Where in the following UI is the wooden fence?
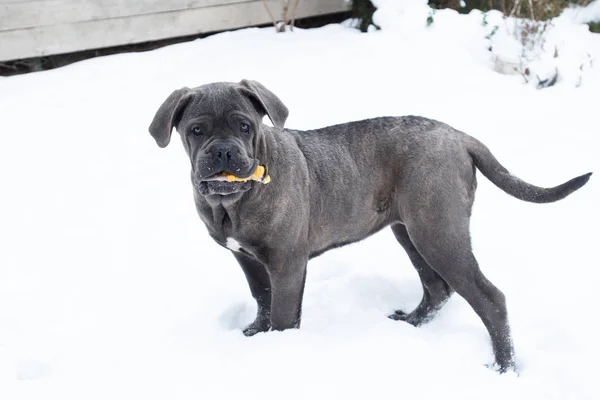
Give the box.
[0,0,350,61]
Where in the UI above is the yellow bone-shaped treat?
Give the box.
[222,165,270,184]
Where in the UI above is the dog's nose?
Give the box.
[213,146,232,161]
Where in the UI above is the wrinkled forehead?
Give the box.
[182,82,257,120]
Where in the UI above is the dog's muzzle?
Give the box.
[194,142,258,196]
[198,179,252,196]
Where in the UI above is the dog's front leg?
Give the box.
[268,255,308,331]
[233,252,272,336]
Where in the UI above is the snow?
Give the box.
[563,0,600,24]
[226,238,242,252]
[0,1,599,399]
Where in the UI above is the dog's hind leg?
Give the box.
[404,209,515,372]
[388,223,453,326]
[233,252,272,336]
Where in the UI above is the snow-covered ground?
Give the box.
[564,0,600,24]
[1,1,599,399]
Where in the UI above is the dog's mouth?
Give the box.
[198,180,252,196]
[197,165,270,196]
[198,172,253,196]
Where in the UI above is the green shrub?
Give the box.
[352,0,379,32]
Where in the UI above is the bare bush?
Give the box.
[506,0,593,21]
[461,0,593,20]
[485,0,595,87]
[262,0,302,32]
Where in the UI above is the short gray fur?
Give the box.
[148,80,592,373]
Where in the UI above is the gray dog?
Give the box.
[148,80,591,372]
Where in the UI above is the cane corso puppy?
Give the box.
[148,80,591,372]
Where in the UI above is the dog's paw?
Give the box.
[388,310,431,326]
[242,327,262,337]
[387,310,407,321]
[242,320,270,337]
[485,362,519,375]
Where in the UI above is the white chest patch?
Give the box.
[226,237,242,252]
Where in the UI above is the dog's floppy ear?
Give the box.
[239,80,289,129]
[148,88,193,148]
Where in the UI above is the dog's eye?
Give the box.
[191,125,202,136]
[240,123,250,134]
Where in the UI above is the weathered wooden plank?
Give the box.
[0,0,248,31]
[0,0,350,61]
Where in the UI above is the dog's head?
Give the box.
[148,80,288,198]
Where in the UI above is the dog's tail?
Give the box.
[465,136,591,204]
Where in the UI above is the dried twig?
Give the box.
[261,0,279,32]
[280,0,289,32]
[527,0,535,20]
[289,0,302,31]
[509,0,521,17]
[518,67,530,83]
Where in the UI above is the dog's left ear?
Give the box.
[239,80,289,129]
[148,88,193,148]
